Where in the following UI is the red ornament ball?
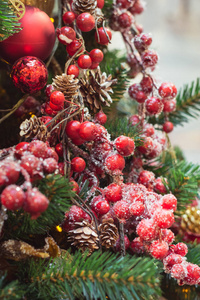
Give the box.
[11,56,48,94]
[76,13,95,32]
[0,6,56,64]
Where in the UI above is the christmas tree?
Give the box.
[0,0,200,299]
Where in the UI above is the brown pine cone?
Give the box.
[99,218,119,249]
[68,220,99,254]
[19,116,48,142]
[52,74,80,101]
[72,0,97,16]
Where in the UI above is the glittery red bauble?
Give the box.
[0,6,56,64]
[11,56,48,94]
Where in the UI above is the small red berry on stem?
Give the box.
[50,91,65,107]
[105,154,125,173]
[115,135,135,157]
[95,111,107,124]
[65,120,81,140]
[118,13,132,29]
[154,209,175,229]
[113,200,130,220]
[95,27,112,45]
[66,40,83,56]
[63,11,76,24]
[79,121,97,141]
[43,158,58,174]
[141,50,158,68]
[145,97,164,115]
[24,188,49,217]
[28,140,48,159]
[162,194,177,211]
[128,83,147,103]
[15,142,29,158]
[104,183,122,202]
[150,240,169,260]
[76,13,95,32]
[71,157,86,173]
[116,0,131,9]
[77,54,92,69]
[163,121,174,133]
[159,82,177,99]
[56,26,76,45]
[89,49,104,63]
[55,143,63,157]
[134,33,152,52]
[45,84,54,97]
[67,65,79,78]
[163,99,176,112]
[90,61,99,69]
[1,185,25,210]
[136,219,158,241]
[129,0,145,15]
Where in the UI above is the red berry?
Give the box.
[67,65,79,78]
[90,61,99,69]
[39,116,52,127]
[71,157,86,173]
[134,33,152,52]
[132,156,143,169]
[71,137,85,145]
[113,200,130,220]
[46,147,59,162]
[136,219,158,241]
[76,13,95,32]
[163,121,174,133]
[115,135,135,157]
[184,263,200,285]
[95,111,107,125]
[1,185,25,210]
[116,0,131,9]
[55,143,63,157]
[163,99,176,112]
[77,54,92,69]
[43,158,58,173]
[49,101,63,111]
[79,121,97,141]
[104,183,122,202]
[137,136,154,155]
[162,194,177,211]
[129,0,145,14]
[145,97,164,115]
[95,27,112,45]
[118,12,132,28]
[23,96,38,109]
[66,40,83,56]
[129,115,140,126]
[90,195,103,210]
[97,0,104,8]
[44,103,57,116]
[1,161,20,185]
[63,11,76,24]
[171,264,186,280]
[163,254,184,271]
[130,237,145,254]
[89,49,104,63]
[140,75,153,93]
[65,120,81,140]
[20,154,43,178]
[28,140,48,159]
[154,177,167,194]
[14,105,26,117]
[45,84,54,97]
[56,26,76,45]
[95,200,110,215]
[143,123,155,137]
[70,179,79,193]
[141,50,158,68]
[137,170,155,189]
[129,201,145,216]
[24,188,49,214]
[68,205,85,222]
[50,91,65,107]
[150,240,169,260]
[128,83,147,103]
[154,209,175,229]
[161,229,175,244]
[159,82,177,100]
[173,243,188,256]
[15,142,29,158]
[105,154,125,173]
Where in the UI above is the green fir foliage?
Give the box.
[20,251,162,300]
[102,0,113,19]
[0,275,25,300]
[4,175,75,238]
[0,1,22,41]
[186,243,200,266]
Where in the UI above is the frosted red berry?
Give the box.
[128,83,147,103]
[68,205,85,222]
[171,264,186,280]
[145,97,163,115]
[97,0,104,8]
[63,11,76,24]
[134,33,152,52]
[15,142,29,158]
[1,185,25,210]
[162,194,177,211]
[184,263,200,285]
[118,13,132,28]
[173,243,188,256]
[137,170,155,189]
[163,121,174,133]
[159,82,177,99]
[56,26,76,45]
[79,121,97,141]
[28,140,48,159]
[150,240,169,260]
[136,219,158,241]
[154,209,174,229]
[163,254,184,271]
[113,200,130,220]
[45,84,54,97]
[76,13,95,32]
[130,237,145,254]
[141,50,158,68]
[71,157,86,173]
[95,200,110,215]
[66,39,83,56]
[67,65,79,78]
[116,0,131,9]
[143,123,155,136]
[1,161,20,185]
[161,229,175,244]
[95,27,112,45]
[77,54,92,69]
[154,177,167,194]
[95,111,107,125]
[129,201,145,216]
[163,99,176,112]
[104,183,122,202]
[24,188,49,215]
[137,136,154,155]
[129,0,145,15]
[43,158,58,173]
[129,115,140,126]
[105,154,125,173]
[115,135,135,157]
[46,147,59,162]
[89,49,104,63]
[140,75,153,93]
[66,120,81,140]
[20,154,43,178]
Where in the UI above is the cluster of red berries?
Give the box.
[0,140,59,219]
[14,96,40,118]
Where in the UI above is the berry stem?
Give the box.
[119,221,126,257]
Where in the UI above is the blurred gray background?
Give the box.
[110,0,200,164]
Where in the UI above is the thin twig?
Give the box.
[0,94,27,124]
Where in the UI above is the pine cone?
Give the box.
[19,116,48,141]
[72,0,97,16]
[68,220,99,254]
[80,67,117,113]
[52,74,80,101]
[99,218,119,249]
[180,206,200,234]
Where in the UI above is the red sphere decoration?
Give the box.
[163,121,174,133]
[95,27,112,45]
[89,49,104,63]
[76,13,95,32]
[11,56,48,94]
[0,6,56,64]
[77,54,92,69]
[63,11,76,24]
[67,65,79,78]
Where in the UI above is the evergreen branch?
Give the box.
[0,1,22,41]
[0,275,24,300]
[4,175,75,238]
[102,0,114,19]
[105,117,143,147]
[24,251,161,300]
[186,244,200,266]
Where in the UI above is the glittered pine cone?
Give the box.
[180,206,200,234]
[21,0,55,16]
[52,74,80,101]
[19,116,48,141]
[99,218,119,249]
[72,0,97,16]
[68,220,99,254]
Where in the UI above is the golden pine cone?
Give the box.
[19,116,48,141]
[52,74,80,101]
[180,206,200,234]
[80,67,117,113]
[99,218,119,249]
[72,0,97,16]
[68,220,99,254]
